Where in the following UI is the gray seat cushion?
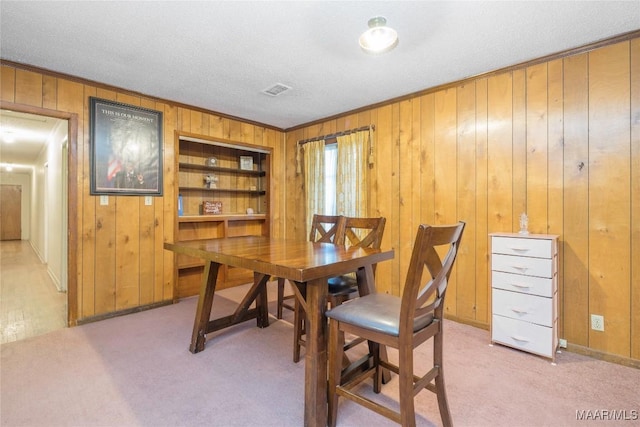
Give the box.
[328,275,357,295]
[326,293,434,336]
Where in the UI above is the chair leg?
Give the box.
[398,345,417,427]
[276,278,285,319]
[372,342,382,394]
[292,283,306,363]
[434,330,453,427]
[327,319,344,427]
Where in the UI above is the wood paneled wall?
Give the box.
[0,63,285,324]
[285,38,640,362]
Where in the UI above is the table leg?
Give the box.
[254,272,270,328]
[304,277,328,427]
[189,260,220,353]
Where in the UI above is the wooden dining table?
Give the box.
[164,235,394,427]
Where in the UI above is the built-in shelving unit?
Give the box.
[174,132,271,298]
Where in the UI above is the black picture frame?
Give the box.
[90,97,163,195]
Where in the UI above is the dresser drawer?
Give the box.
[492,314,554,358]
[491,271,554,297]
[492,236,554,258]
[492,253,554,278]
[492,288,552,326]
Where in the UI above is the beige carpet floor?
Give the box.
[1,281,639,426]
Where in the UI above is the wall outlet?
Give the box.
[591,314,604,332]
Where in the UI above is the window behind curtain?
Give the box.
[324,144,337,215]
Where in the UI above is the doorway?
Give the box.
[0,185,22,240]
[0,108,70,342]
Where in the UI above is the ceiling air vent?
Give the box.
[262,83,291,97]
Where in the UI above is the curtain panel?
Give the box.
[303,139,325,236]
[336,130,369,218]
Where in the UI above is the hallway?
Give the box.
[0,241,66,344]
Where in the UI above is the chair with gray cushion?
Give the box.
[327,216,386,307]
[276,214,344,319]
[326,222,465,427]
[293,216,386,363]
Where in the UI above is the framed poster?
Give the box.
[239,155,253,171]
[90,97,163,195]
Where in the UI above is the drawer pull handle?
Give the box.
[510,247,530,252]
[511,335,530,342]
[512,265,529,271]
[510,307,528,314]
[511,283,531,289]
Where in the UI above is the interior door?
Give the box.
[0,184,22,240]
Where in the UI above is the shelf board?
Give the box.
[179,162,265,176]
[178,213,267,223]
[178,261,205,270]
[178,186,266,195]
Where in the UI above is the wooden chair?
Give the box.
[276,214,344,319]
[292,216,386,362]
[327,216,387,307]
[326,222,465,427]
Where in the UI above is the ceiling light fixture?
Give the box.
[359,16,398,54]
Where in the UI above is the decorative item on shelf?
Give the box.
[204,174,218,189]
[246,208,254,215]
[239,155,253,171]
[249,185,257,191]
[202,200,222,215]
[519,212,529,235]
[205,157,217,167]
[178,194,183,216]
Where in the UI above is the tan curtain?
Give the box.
[303,139,325,235]
[336,130,369,218]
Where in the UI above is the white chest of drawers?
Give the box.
[490,232,559,361]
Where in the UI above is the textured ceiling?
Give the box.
[0,1,639,131]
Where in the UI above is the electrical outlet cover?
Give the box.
[590,314,604,331]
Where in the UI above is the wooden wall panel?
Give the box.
[562,53,590,346]
[547,59,565,334]
[374,105,396,294]
[475,79,489,323]
[487,73,513,233]
[631,38,640,361]
[434,89,458,315]
[42,75,57,110]
[286,37,640,363]
[398,99,414,296]
[526,63,549,234]
[456,82,477,320]
[419,93,436,227]
[162,104,177,301]
[588,42,631,356]
[14,69,42,106]
[512,69,527,232]
[1,65,16,102]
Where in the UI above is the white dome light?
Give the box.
[359,16,398,54]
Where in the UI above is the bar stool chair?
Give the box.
[292,216,386,362]
[327,216,387,307]
[276,214,344,319]
[326,222,465,427]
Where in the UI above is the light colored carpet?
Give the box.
[1,282,638,426]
